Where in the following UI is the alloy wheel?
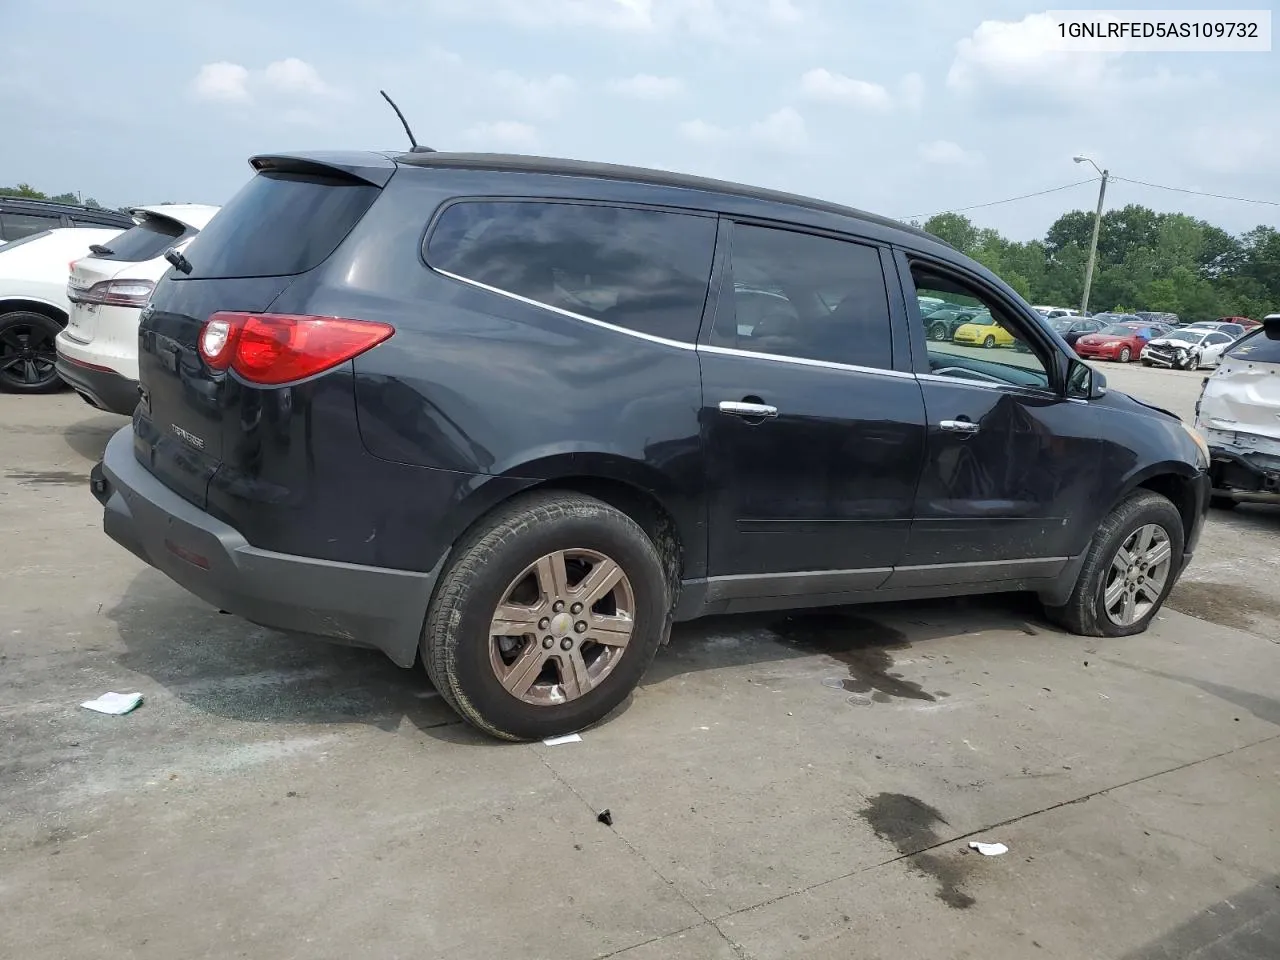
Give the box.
[1119,347,1131,362]
[0,322,58,388]
[489,548,635,705]
[1102,523,1173,627]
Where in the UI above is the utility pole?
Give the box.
[1074,156,1108,315]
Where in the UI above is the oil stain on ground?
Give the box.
[1169,580,1280,635]
[861,792,975,909]
[770,611,936,702]
[6,469,86,486]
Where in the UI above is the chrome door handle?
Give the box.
[939,419,979,434]
[719,400,778,419]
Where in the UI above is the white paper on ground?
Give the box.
[542,733,582,746]
[968,841,1009,856]
[81,692,144,715]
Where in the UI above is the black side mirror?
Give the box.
[1264,315,1280,340]
[1068,360,1106,400]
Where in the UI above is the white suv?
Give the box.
[1,227,124,393]
[56,204,218,414]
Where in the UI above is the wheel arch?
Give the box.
[0,297,68,325]
[1121,463,1201,546]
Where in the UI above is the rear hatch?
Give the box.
[1196,330,1280,461]
[135,154,391,508]
[65,209,200,343]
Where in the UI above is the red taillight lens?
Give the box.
[197,313,394,385]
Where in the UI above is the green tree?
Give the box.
[922,212,979,253]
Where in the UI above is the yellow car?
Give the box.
[952,316,1015,348]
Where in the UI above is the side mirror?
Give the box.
[1068,360,1106,400]
[1264,315,1280,340]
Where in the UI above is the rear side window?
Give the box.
[710,223,892,370]
[89,214,188,262]
[184,172,378,279]
[1226,329,1280,363]
[1,211,61,241]
[426,200,716,342]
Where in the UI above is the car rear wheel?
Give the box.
[1044,490,1183,637]
[422,491,670,741]
[930,322,949,342]
[982,335,996,348]
[0,311,65,394]
[1118,346,1132,362]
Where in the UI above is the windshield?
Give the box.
[1051,319,1074,332]
[1162,330,1203,344]
[1101,324,1134,336]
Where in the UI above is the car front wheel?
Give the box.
[1118,346,1132,362]
[983,335,996,348]
[1044,490,1184,637]
[422,491,670,741]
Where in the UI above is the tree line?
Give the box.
[1,183,105,209]
[914,206,1278,322]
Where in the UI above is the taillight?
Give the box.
[197,313,394,385]
[70,279,155,307]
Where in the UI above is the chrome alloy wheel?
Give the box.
[1102,523,1173,627]
[489,549,636,705]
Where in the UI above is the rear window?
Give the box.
[90,214,189,262]
[1225,329,1280,364]
[183,172,378,279]
[425,200,716,342]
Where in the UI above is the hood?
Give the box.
[1147,337,1195,349]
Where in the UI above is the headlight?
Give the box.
[1180,420,1209,466]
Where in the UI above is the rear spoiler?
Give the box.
[248,151,397,188]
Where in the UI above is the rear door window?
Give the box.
[1226,330,1280,363]
[183,172,379,279]
[709,223,892,370]
[0,211,61,241]
[88,214,189,262]
[426,200,716,342]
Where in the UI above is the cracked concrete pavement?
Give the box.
[2,366,1278,959]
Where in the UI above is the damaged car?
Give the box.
[1195,315,1280,508]
[1141,327,1236,370]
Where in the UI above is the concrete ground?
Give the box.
[2,366,1278,960]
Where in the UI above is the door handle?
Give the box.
[939,419,980,434]
[719,400,778,419]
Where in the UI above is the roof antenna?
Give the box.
[380,90,435,153]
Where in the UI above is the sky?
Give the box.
[2,0,1277,240]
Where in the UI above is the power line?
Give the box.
[899,178,1099,222]
[1109,175,1280,207]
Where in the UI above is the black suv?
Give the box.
[92,151,1210,740]
[0,197,133,242]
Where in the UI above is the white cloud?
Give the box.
[899,72,925,112]
[749,107,808,152]
[461,120,539,150]
[263,58,330,96]
[767,0,802,24]
[679,119,730,144]
[799,68,892,112]
[192,62,251,103]
[919,140,982,166]
[609,74,685,100]
[490,70,574,119]
[947,13,1114,98]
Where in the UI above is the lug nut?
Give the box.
[560,637,573,651]
[539,617,550,630]
[542,636,554,649]
[575,621,588,634]
[553,601,565,613]
[570,602,583,614]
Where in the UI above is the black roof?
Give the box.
[0,196,133,225]
[394,151,940,246]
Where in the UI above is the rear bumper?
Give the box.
[94,426,441,667]
[56,353,140,417]
[1207,447,1280,503]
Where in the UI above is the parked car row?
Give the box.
[0,199,217,401]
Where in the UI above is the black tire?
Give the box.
[930,322,949,342]
[1044,490,1184,638]
[1118,346,1132,363]
[422,491,670,741]
[1141,359,1152,367]
[1210,495,1239,511]
[0,310,66,394]
[982,335,996,348]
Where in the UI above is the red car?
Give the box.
[1073,322,1164,363]
[1218,315,1258,330]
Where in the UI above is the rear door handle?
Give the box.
[939,419,980,434]
[719,400,778,419]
